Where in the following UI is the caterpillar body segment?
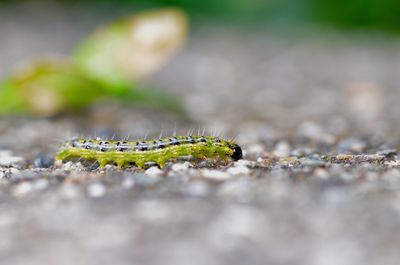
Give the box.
[56,135,242,169]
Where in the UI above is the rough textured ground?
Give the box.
[2,2,400,265]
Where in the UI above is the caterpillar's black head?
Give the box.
[231,144,243,161]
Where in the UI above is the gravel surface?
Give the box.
[2,2,400,265]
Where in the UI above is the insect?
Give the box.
[56,135,242,169]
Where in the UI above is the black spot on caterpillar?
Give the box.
[56,135,242,169]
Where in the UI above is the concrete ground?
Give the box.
[1,2,400,265]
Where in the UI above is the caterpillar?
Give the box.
[56,135,242,169]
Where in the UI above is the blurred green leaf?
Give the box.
[74,8,188,90]
[0,8,189,117]
[0,58,103,116]
[0,57,187,117]
[74,0,400,32]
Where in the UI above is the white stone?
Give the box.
[202,169,230,181]
[122,177,135,189]
[54,160,64,168]
[0,150,13,157]
[273,141,291,157]
[63,161,75,170]
[12,182,33,197]
[104,164,117,170]
[33,178,49,190]
[9,168,19,174]
[87,182,106,198]
[247,144,264,155]
[145,166,163,177]
[171,162,192,172]
[314,168,329,180]
[385,160,400,167]
[227,165,251,176]
[0,156,25,167]
[234,159,256,167]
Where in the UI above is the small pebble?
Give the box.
[338,138,366,153]
[314,168,330,180]
[122,176,135,189]
[145,166,164,177]
[0,150,13,157]
[377,149,397,160]
[12,182,33,197]
[32,178,49,191]
[301,158,326,168]
[33,154,54,168]
[133,173,161,187]
[87,182,106,198]
[0,156,26,167]
[234,159,256,167]
[54,160,63,168]
[297,122,335,144]
[247,144,264,155]
[385,160,400,167]
[63,161,77,171]
[202,169,230,181]
[227,165,251,175]
[291,147,313,157]
[9,168,20,175]
[171,162,192,172]
[273,141,291,157]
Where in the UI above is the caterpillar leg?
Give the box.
[98,159,107,169]
[218,154,228,164]
[193,153,207,160]
[135,161,145,170]
[116,160,125,169]
[223,158,230,165]
[156,159,166,168]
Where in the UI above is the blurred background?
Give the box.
[1,0,400,128]
[1,0,400,137]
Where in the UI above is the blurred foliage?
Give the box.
[312,0,400,31]
[73,0,400,31]
[1,0,398,117]
[0,58,185,116]
[74,8,187,90]
[0,8,188,117]
[0,59,102,115]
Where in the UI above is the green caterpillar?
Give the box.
[56,135,242,169]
